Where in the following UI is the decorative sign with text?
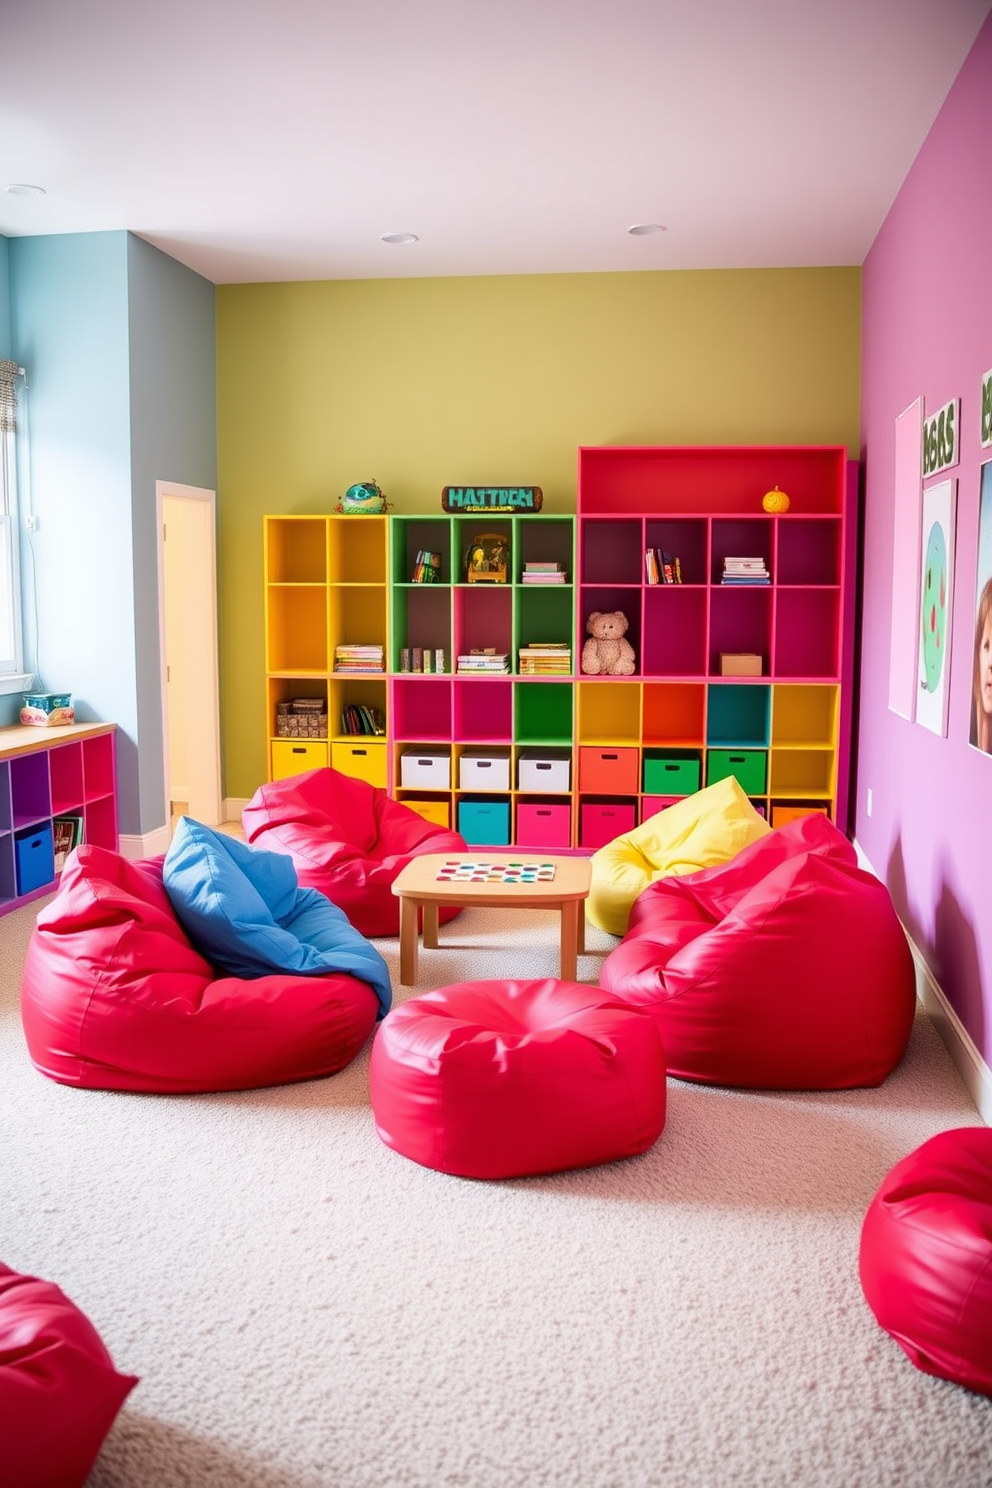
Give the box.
[922,397,960,478]
[441,485,543,513]
[981,368,992,448]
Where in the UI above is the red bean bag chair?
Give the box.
[598,814,916,1089]
[370,978,667,1178]
[20,845,381,1093]
[859,1127,992,1397]
[0,1263,138,1488]
[242,767,467,937]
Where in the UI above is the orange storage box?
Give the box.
[578,747,639,794]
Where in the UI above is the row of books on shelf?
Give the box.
[400,648,446,673]
[645,549,682,585]
[721,556,770,585]
[334,645,385,673]
[53,814,84,872]
[410,550,442,583]
[340,704,386,736]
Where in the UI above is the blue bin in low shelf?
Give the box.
[15,823,56,896]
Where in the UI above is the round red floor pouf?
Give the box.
[0,1263,138,1488]
[859,1126,992,1397]
[370,978,667,1178]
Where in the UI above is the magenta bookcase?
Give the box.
[0,722,118,916]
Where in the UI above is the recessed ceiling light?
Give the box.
[3,183,46,197]
[627,223,667,237]
[381,231,418,245]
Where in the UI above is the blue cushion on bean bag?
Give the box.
[162,817,392,1016]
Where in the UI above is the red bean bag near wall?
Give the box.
[242,767,467,937]
[598,814,916,1089]
[859,1127,992,1397]
[0,1263,138,1488]
[20,845,380,1093]
[370,978,667,1178]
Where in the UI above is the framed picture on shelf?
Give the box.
[53,814,84,872]
[465,533,509,583]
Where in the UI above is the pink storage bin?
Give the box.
[580,801,637,850]
[516,802,572,849]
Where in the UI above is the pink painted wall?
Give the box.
[857,14,992,1067]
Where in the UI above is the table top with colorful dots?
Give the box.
[435,860,557,884]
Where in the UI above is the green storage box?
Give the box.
[642,755,701,796]
[706,748,767,795]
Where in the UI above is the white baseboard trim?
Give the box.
[223,797,249,825]
[118,827,171,861]
[910,943,992,1125]
[854,836,990,1125]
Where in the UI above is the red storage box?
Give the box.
[516,802,572,848]
[578,747,639,794]
[580,801,637,849]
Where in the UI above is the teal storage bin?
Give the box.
[642,754,701,796]
[15,823,56,895]
[458,798,511,846]
[706,749,767,795]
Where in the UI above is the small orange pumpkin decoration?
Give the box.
[762,485,791,513]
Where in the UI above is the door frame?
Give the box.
[155,480,222,828]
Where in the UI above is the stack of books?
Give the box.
[333,644,385,672]
[721,557,770,585]
[521,561,567,584]
[645,548,682,584]
[518,643,571,675]
[411,550,442,583]
[456,650,509,674]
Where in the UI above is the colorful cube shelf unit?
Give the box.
[0,723,118,916]
[261,445,855,850]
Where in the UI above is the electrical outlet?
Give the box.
[866,787,873,817]
[26,514,39,531]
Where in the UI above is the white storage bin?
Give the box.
[517,748,571,792]
[458,750,511,791]
[400,750,451,788]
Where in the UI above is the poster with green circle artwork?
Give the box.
[916,479,956,737]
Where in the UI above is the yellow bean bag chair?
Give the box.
[587,777,771,936]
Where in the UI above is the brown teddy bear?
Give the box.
[581,611,636,675]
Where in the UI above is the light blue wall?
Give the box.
[126,235,216,829]
[5,231,216,838]
[7,230,138,786]
[0,236,10,357]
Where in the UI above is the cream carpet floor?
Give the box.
[2,891,990,1488]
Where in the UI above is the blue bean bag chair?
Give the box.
[163,817,392,1016]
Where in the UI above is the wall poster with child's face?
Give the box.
[916,478,956,737]
[969,458,992,756]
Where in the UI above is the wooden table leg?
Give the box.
[422,902,440,949]
[559,899,578,982]
[577,904,586,956]
[398,895,420,986]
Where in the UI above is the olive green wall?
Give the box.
[217,267,861,800]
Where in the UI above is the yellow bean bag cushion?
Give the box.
[587,777,771,936]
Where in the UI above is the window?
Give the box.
[0,359,29,694]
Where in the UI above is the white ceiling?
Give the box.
[2,0,989,286]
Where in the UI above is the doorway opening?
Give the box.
[156,481,222,832]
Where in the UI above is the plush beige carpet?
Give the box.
[2,890,990,1488]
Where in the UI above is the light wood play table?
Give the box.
[391,853,592,987]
